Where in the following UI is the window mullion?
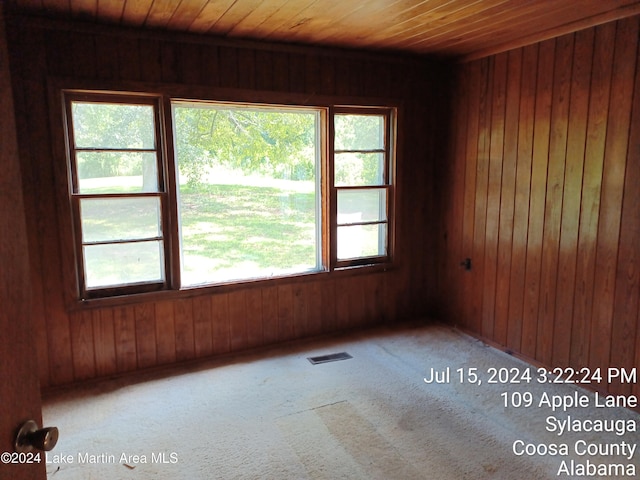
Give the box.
[384,112,391,184]
[336,219,388,228]
[334,149,385,154]
[75,147,158,153]
[65,99,80,195]
[161,95,181,290]
[83,237,164,247]
[334,185,390,191]
[73,192,162,200]
[328,106,338,270]
[70,195,87,296]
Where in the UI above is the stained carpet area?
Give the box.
[42,323,640,479]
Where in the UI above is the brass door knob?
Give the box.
[14,420,59,453]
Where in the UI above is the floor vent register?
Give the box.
[307,352,353,365]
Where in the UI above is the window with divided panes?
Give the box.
[62,92,395,299]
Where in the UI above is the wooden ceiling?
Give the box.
[7,0,640,59]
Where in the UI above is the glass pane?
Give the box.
[334,114,384,150]
[173,103,321,286]
[335,152,384,186]
[80,197,161,242]
[72,102,155,149]
[337,223,387,260]
[337,189,386,224]
[77,151,158,193]
[84,241,164,288]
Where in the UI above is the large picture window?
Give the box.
[63,92,395,299]
[172,102,321,286]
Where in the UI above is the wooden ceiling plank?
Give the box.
[206,0,266,36]
[414,0,640,56]
[391,2,547,52]
[367,0,512,49]
[360,0,509,51]
[278,0,367,44]
[145,0,182,28]
[363,0,504,45]
[165,0,210,30]
[362,0,452,29]
[227,0,290,38]
[311,0,431,45]
[405,0,639,51]
[9,0,640,58]
[385,0,483,28]
[121,0,153,27]
[460,2,640,61]
[256,0,321,39]
[187,0,237,33]
[388,0,590,52]
[97,0,124,22]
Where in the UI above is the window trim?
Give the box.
[169,99,327,287]
[56,85,398,303]
[63,92,174,299]
[330,106,396,269]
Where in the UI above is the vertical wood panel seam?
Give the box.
[485,53,507,338]
[588,20,623,370]
[498,48,522,346]
[506,44,538,352]
[629,23,640,386]
[569,24,602,366]
[541,33,574,364]
[607,18,640,372]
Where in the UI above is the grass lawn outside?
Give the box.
[79,166,382,289]
[79,170,320,288]
[178,181,319,286]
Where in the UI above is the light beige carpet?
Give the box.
[43,322,640,479]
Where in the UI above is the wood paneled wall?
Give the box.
[439,15,640,397]
[0,6,46,479]
[5,15,446,389]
